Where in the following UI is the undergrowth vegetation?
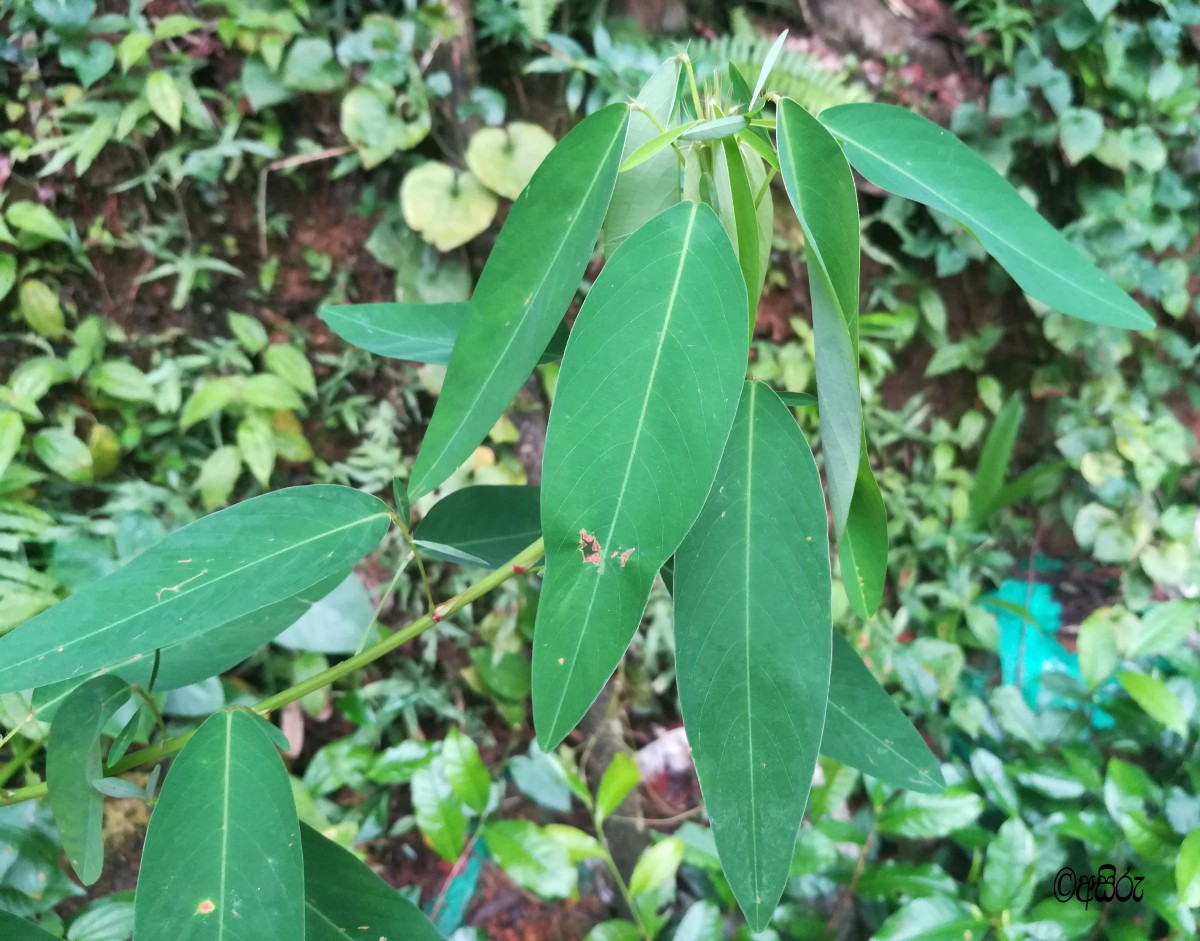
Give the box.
[1,1,1198,940]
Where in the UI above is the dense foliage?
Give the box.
[1,2,1198,940]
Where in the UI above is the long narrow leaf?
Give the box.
[777,98,862,534]
[840,446,888,619]
[716,136,762,335]
[675,381,832,930]
[533,202,748,750]
[969,397,1024,525]
[821,103,1153,330]
[410,104,630,498]
[0,486,390,693]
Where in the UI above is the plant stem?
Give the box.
[0,737,39,790]
[0,539,545,809]
[598,831,652,941]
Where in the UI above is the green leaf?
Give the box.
[244,373,304,410]
[618,122,691,173]
[544,824,606,862]
[715,137,761,333]
[969,749,1020,816]
[823,633,944,792]
[411,766,467,862]
[483,820,576,899]
[1177,829,1200,909]
[410,103,629,498]
[197,445,241,510]
[595,751,639,820]
[89,361,154,403]
[628,837,684,896]
[133,710,304,941]
[264,345,316,397]
[873,897,989,941]
[300,824,443,941]
[443,728,491,814]
[674,381,831,929]
[673,901,724,941]
[465,123,557,200]
[1129,600,1198,659]
[321,302,469,365]
[970,397,1023,524]
[1059,107,1104,164]
[777,97,861,535]
[875,790,984,839]
[145,71,183,132]
[775,391,817,407]
[19,279,67,338]
[821,103,1153,330]
[583,921,640,941]
[980,817,1037,916]
[273,573,374,655]
[227,311,268,354]
[46,675,131,885]
[236,416,275,487]
[401,163,497,252]
[680,115,748,141]
[0,912,61,940]
[839,448,888,618]
[605,58,681,254]
[414,485,540,568]
[532,201,748,749]
[7,202,73,244]
[0,411,25,481]
[180,377,241,429]
[0,486,390,693]
[0,254,16,302]
[33,428,93,482]
[65,896,135,941]
[1118,672,1187,735]
[750,31,789,110]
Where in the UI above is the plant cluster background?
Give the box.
[1,0,1199,939]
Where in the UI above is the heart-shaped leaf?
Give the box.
[465,122,557,200]
[401,162,498,252]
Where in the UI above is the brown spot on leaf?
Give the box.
[196,899,216,915]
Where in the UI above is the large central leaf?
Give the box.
[821,102,1153,330]
[674,381,832,930]
[409,104,630,498]
[0,486,390,693]
[533,201,748,749]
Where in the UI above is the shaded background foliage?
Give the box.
[1,0,1198,939]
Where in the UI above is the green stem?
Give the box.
[598,827,652,941]
[679,54,704,120]
[0,538,546,809]
[0,737,39,790]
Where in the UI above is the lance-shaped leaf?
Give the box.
[674,381,832,930]
[777,97,862,535]
[969,397,1024,525]
[414,485,541,568]
[0,486,390,694]
[410,104,630,498]
[134,710,305,941]
[319,302,568,366]
[823,633,943,792]
[32,570,353,721]
[46,675,132,885]
[714,137,762,334]
[840,444,888,618]
[605,58,681,255]
[821,103,1154,330]
[301,824,443,941]
[533,202,748,750]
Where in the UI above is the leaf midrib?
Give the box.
[2,510,389,678]
[742,383,761,908]
[544,203,699,741]
[826,120,1144,323]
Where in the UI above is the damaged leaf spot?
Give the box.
[156,569,209,603]
[196,899,216,915]
[619,548,636,567]
[578,529,602,565]
[558,657,565,665]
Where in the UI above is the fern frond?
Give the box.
[691,32,870,114]
[518,0,564,41]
